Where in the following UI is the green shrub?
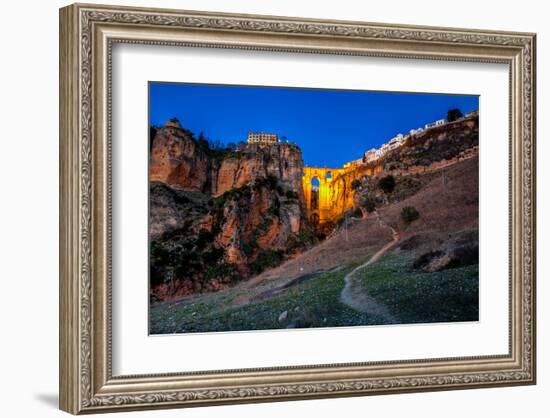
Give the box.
[212,195,226,210]
[211,150,242,162]
[447,108,463,122]
[362,199,376,213]
[253,175,278,191]
[196,229,215,249]
[172,193,190,205]
[352,207,363,218]
[378,175,396,194]
[286,229,317,252]
[205,262,238,281]
[250,250,285,275]
[268,198,280,216]
[401,206,420,224]
[202,247,224,264]
[212,184,253,209]
[285,190,299,200]
[256,217,274,234]
[242,241,258,256]
[298,229,317,246]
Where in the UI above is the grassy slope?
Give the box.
[355,253,478,324]
[380,155,479,235]
[150,259,389,334]
[150,252,478,333]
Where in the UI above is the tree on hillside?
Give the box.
[401,206,420,225]
[378,175,396,194]
[209,139,225,151]
[447,108,464,122]
[197,131,209,149]
[362,199,376,213]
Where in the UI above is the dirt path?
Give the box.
[340,212,400,322]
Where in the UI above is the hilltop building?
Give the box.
[424,119,446,130]
[363,148,378,163]
[387,133,405,150]
[410,127,424,136]
[247,132,279,145]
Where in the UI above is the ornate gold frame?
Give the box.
[59,3,536,414]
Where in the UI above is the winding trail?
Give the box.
[340,212,400,322]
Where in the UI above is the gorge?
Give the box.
[149,113,479,302]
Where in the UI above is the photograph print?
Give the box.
[148,82,480,335]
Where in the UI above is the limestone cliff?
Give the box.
[212,143,303,197]
[149,120,314,302]
[150,119,210,192]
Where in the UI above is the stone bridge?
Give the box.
[302,165,376,226]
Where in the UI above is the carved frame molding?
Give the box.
[59,3,536,414]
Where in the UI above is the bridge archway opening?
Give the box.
[311,176,320,188]
[310,177,320,210]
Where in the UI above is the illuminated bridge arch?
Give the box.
[302,165,375,226]
[302,166,345,225]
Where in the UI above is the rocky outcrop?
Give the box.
[149,120,313,302]
[149,182,210,239]
[412,230,479,273]
[150,119,211,192]
[150,120,304,197]
[212,143,302,196]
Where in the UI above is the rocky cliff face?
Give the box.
[149,121,314,302]
[150,119,304,197]
[212,143,303,196]
[150,120,210,192]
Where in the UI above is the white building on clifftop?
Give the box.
[424,119,446,130]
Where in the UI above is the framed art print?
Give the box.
[147,83,480,334]
[59,3,536,414]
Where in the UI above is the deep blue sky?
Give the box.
[149,82,478,168]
